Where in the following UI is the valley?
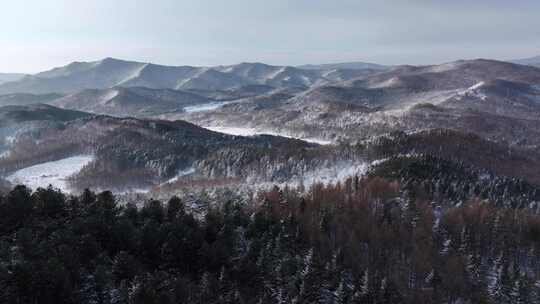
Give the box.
[1,57,540,196]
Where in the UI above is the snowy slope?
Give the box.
[6,155,94,192]
[0,73,26,85]
[204,126,332,145]
[0,58,380,95]
[183,101,235,113]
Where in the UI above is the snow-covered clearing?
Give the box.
[300,162,369,187]
[6,155,94,192]
[295,157,396,188]
[204,126,333,145]
[456,81,487,101]
[183,101,233,113]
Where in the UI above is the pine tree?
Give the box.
[487,254,504,303]
[509,275,528,304]
[359,269,370,298]
[166,196,184,220]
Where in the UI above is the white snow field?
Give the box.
[204,126,333,145]
[6,155,94,192]
[300,161,369,187]
[183,101,233,113]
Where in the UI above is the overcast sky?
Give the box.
[1,0,539,73]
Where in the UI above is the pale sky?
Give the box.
[1,0,539,73]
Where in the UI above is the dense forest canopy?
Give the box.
[1,173,540,303]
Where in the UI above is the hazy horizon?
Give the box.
[2,0,539,73]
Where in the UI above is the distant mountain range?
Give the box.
[0,58,386,95]
[1,58,540,144]
[50,86,211,117]
[180,58,540,147]
[512,55,540,67]
[0,73,26,85]
[0,93,63,107]
[297,61,386,70]
[2,56,536,96]
[1,56,540,191]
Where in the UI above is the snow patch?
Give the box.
[370,77,401,88]
[162,167,196,185]
[183,101,233,113]
[205,126,259,137]
[0,150,10,159]
[456,81,487,101]
[468,81,485,90]
[300,162,369,187]
[115,63,149,85]
[300,75,312,86]
[100,89,119,103]
[115,187,151,195]
[6,155,94,192]
[428,62,460,73]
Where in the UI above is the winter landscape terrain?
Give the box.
[2,53,540,303]
[4,0,540,300]
[2,57,540,193]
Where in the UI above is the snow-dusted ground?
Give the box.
[6,155,94,192]
[299,162,369,187]
[204,126,333,145]
[456,81,487,101]
[292,157,396,188]
[183,101,234,113]
[162,167,196,185]
[0,150,10,159]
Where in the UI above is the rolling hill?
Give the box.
[0,104,351,192]
[0,58,383,95]
[51,87,211,117]
[177,59,540,148]
[512,55,540,68]
[0,73,26,85]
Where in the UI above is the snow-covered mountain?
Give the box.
[297,61,386,70]
[0,73,26,85]
[51,86,211,117]
[0,58,383,95]
[177,59,540,148]
[511,55,540,68]
[0,93,63,107]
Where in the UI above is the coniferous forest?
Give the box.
[1,172,540,303]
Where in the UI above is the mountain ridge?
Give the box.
[511,55,540,67]
[50,86,211,117]
[297,61,386,70]
[178,58,540,149]
[0,58,385,95]
[0,73,26,85]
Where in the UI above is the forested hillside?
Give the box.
[1,169,540,303]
